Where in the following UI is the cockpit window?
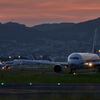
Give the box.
[70,57,79,60]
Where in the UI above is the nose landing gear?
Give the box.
[69,64,77,74]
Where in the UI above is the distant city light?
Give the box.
[98,50,100,53]
[40,55,43,59]
[18,56,21,58]
[9,56,11,59]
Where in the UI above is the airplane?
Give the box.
[0,59,67,70]
[0,28,100,74]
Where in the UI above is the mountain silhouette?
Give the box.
[0,18,100,42]
[0,18,100,56]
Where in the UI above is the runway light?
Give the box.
[57,83,61,86]
[29,82,32,86]
[73,72,76,75]
[1,82,5,86]
[64,66,68,69]
[8,67,11,70]
[2,66,5,70]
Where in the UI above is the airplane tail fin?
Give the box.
[92,28,98,53]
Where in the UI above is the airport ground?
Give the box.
[0,65,100,100]
[0,64,100,83]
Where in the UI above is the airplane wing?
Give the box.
[0,59,68,66]
[24,60,68,65]
[0,59,68,72]
[92,61,100,67]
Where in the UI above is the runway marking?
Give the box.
[1,89,100,94]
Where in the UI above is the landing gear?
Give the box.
[54,65,62,73]
[69,68,76,74]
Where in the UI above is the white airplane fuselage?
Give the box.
[67,53,100,69]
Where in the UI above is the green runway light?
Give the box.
[1,82,5,86]
[57,83,61,86]
[29,82,32,86]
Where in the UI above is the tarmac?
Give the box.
[0,83,100,94]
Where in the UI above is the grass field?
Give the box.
[0,65,100,83]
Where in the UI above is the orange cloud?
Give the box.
[0,0,100,26]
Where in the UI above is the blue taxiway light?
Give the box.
[1,82,5,86]
[57,83,61,86]
[29,82,33,86]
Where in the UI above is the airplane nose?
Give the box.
[69,63,77,67]
[68,59,81,65]
[68,61,77,65]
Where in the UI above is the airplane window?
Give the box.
[70,57,79,60]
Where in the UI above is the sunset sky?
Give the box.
[0,0,100,26]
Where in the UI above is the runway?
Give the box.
[0,83,100,94]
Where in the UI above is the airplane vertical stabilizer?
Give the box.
[92,28,98,53]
